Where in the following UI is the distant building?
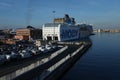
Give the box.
[15,28,42,41]
[98,29,103,32]
[0,29,16,44]
[0,30,5,40]
[2,29,12,34]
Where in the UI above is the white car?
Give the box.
[20,50,31,58]
[46,44,52,50]
[38,46,48,53]
[38,46,45,51]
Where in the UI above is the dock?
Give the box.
[0,41,92,80]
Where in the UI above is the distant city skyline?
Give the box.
[0,0,120,29]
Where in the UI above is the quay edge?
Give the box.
[44,42,92,80]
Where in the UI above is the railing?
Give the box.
[58,41,83,45]
[71,45,84,57]
[0,46,68,80]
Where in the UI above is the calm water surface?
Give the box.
[61,33,120,80]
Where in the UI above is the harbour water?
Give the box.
[61,33,120,80]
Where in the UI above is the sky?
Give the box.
[0,0,120,29]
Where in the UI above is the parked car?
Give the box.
[38,46,48,53]
[10,51,21,60]
[0,54,7,64]
[19,50,31,58]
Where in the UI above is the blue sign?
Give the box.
[61,29,78,39]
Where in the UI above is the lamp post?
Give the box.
[53,11,56,42]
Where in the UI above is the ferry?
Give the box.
[42,14,93,41]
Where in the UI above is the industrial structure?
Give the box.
[15,27,42,40]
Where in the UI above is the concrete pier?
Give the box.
[0,41,92,80]
[44,42,91,80]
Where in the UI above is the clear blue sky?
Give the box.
[0,0,120,29]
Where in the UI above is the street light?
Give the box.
[53,11,56,42]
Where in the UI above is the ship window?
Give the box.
[44,23,60,27]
